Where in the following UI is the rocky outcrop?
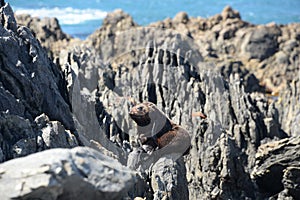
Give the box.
[241,25,281,61]
[148,6,300,95]
[252,136,300,199]
[0,112,78,162]
[15,14,81,58]
[276,74,300,136]
[0,2,299,200]
[0,147,135,200]
[60,25,290,199]
[15,6,300,96]
[0,2,79,163]
[85,9,202,68]
[85,9,137,61]
[151,156,189,200]
[0,3,73,128]
[15,14,70,44]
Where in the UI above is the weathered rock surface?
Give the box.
[15,14,81,58]
[0,3,73,128]
[0,2,299,200]
[241,25,281,60]
[0,2,79,163]
[252,135,300,199]
[151,156,189,200]
[85,9,137,61]
[276,74,300,137]
[148,6,300,95]
[85,9,203,68]
[0,147,135,200]
[61,27,288,199]
[0,112,78,162]
[15,14,70,44]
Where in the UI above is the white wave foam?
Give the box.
[14,7,108,25]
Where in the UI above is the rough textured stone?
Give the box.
[251,136,300,199]
[0,3,73,129]
[241,25,281,60]
[38,114,78,149]
[0,112,36,161]
[16,14,70,43]
[221,6,241,20]
[0,112,78,162]
[0,147,135,200]
[282,167,300,199]
[0,4,299,200]
[63,27,286,199]
[276,74,300,137]
[0,3,80,163]
[85,9,202,67]
[173,12,189,24]
[15,13,81,58]
[151,156,189,200]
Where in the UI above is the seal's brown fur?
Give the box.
[129,102,190,155]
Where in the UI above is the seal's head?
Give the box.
[129,102,152,126]
[129,102,169,135]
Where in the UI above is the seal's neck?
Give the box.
[155,119,173,138]
[134,116,151,127]
[137,118,173,137]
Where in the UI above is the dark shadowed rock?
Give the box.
[251,135,300,199]
[0,112,36,161]
[220,60,264,93]
[0,2,17,32]
[282,167,300,199]
[241,25,281,60]
[0,3,80,163]
[0,147,135,200]
[0,3,73,129]
[0,112,78,162]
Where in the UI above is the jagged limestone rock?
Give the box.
[251,136,300,198]
[0,3,80,163]
[0,147,135,200]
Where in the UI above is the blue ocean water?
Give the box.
[9,0,300,39]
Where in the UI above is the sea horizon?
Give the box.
[9,0,300,39]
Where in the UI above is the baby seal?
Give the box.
[129,102,191,157]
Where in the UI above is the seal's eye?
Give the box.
[137,106,143,112]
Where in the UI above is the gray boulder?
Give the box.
[241,25,281,60]
[0,147,135,200]
[0,112,78,162]
[151,156,189,200]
